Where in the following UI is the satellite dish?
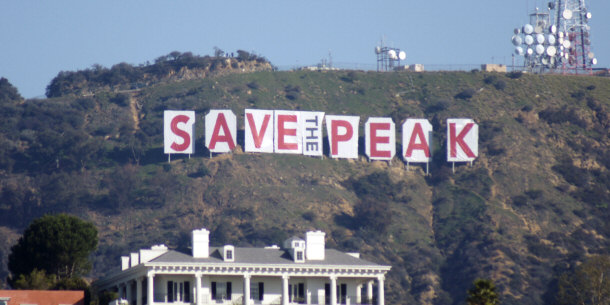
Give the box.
[541,57,549,65]
[375,46,381,54]
[562,40,571,49]
[527,48,534,56]
[534,25,543,34]
[558,31,564,38]
[588,52,595,59]
[585,38,591,45]
[523,24,534,34]
[525,35,534,45]
[586,12,592,19]
[547,34,556,45]
[512,35,522,46]
[591,58,598,65]
[536,34,545,44]
[535,44,545,55]
[546,46,557,56]
[515,46,524,55]
[514,28,521,35]
[387,49,397,59]
[563,9,573,20]
[550,25,557,34]
[398,51,406,60]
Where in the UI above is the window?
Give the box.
[250,282,264,301]
[167,281,191,302]
[296,251,304,261]
[212,281,232,301]
[289,283,305,304]
[226,250,233,260]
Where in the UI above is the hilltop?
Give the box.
[0,60,609,305]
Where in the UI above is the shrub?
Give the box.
[246,81,260,90]
[455,88,476,100]
[494,80,506,90]
[302,211,316,221]
[483,75,497,84]
[507,71,523,79]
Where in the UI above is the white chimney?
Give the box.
[192,228,210,258]
[121,256,130,270]
[139,244,168,263]
[130,252,140,267]
[305,230,326,260]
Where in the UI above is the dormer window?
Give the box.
[295,250,305,263]
[223,245,235,262]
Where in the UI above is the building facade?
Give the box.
[93,229,390,305]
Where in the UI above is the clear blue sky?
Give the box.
[1,0,608,98]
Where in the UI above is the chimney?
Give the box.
[130,252,140,267]
[305,230,326,260]
[121,256,130,270]
[192,228,210,258]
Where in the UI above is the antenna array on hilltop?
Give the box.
[375,38,406,72]
[511,0,596,74]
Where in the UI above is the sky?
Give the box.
[1,0,608,98]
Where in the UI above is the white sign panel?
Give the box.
[164,110,195,154]
[402,119,433,163]
[244,109,274,153]
[325,115,359,159]
[274,110,302,154]
[447,118,478,162]
[205,109,237,153]
[300,111,325,156]
[365,117,395,161]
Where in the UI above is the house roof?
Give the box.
[149,247,382,267]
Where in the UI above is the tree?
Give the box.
[466,279,499,305]
[11,269,55,290]
[556,255,610,305]
[8,214,98,287]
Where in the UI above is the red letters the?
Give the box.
[331,120,353,156]
[405,122,430,158]
[277,114,298,150]
[170,115,191,151]
[246,113,271,148]
[449,122,475,158]
[369,123,391,158]
[209,113,236,150]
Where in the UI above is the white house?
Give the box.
[93,229,391,305]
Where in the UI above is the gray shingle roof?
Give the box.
[149,247,382,267]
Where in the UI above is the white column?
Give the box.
[147,272,155,305]
[126,281,133,304]
[136,278,143,305]
[282,275,289,305]
[195,273,202,305]
[243,274,251,305]
[366,281,373,304]
[376,276,384,305]
[356,284,362,304]
[329,276,337,305]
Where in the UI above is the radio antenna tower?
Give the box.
[375,37,406,72]
[553,0,595,74]
[510,0,596,74]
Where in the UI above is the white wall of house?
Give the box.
[144,274,371,305]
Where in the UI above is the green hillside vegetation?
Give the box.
[0,59,609,305]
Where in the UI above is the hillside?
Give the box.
[0,66,609,305]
